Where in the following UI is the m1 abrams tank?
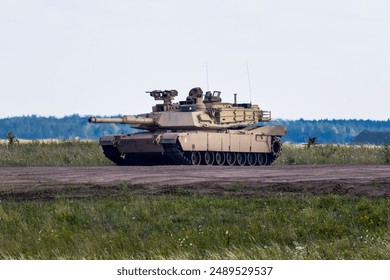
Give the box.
[89,87,286,166]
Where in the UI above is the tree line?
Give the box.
[0,115,135,140]
[271,119,390,144]
[1,115,390,144]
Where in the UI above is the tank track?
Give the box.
[101,145,130,166]
[101,145,173,166]
[163,142,279,166]
[163,144,192,165]
[103,140,281,166]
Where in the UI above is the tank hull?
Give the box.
[98,126,285,166]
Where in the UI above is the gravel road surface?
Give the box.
[0,165,389,200]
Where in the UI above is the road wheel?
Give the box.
[215,152,225,166]
[190,151,202,165]
[237,153,247,166]
[226,152,236,166]
[204,151,215,165]
[247,153,257,166]
[258,153,268,166]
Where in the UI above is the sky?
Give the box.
[0,0,389,120]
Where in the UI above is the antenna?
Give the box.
[246,60,252,104]
[206,61,210,91]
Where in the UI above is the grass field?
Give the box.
[276,143,390,165]
[1,141,390,166]
[0,141,389,260]
[0,194,389,260]
[0,141,111,167]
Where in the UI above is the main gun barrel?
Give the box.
[88,115,155,125]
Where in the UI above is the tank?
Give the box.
[88,87,286,166]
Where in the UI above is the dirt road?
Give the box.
[0,165,389,200]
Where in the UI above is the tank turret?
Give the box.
[89,87,286,166]
[89,87,272,131]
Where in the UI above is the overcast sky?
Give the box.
[1,0,389,120]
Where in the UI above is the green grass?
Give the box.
[275,143,390,165]
[1,142,388,260]
[0,194,389,259]
[0,141,111,167]
[1,141,390,166]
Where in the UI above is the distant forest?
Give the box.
[0,115,135,141]
[1,115,390,144]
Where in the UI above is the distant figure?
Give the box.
[7,131,19,145]
[307,137,317,147]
